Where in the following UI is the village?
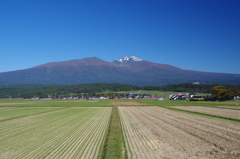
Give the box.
[29,92,218,101]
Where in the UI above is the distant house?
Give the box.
[169,93,186,100]
[40,98,52,100]
[178,93,185,96]
[99,96,108,99]
[186,93,205,101]
[89,97,99,100]
[234,95,240,101]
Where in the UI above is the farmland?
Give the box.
[0,99,240,158]
[119,106,240,159]
[0,107,111,159]
[173,106,240,120]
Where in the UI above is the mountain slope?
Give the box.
[0,57,132,85]
[0,56,240,86]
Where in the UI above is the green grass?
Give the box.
[137,99,240,107]
[103,106,124,159]
[0,99,113,107]
[1,98,239,108]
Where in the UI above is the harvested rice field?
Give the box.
[118,106,240,159]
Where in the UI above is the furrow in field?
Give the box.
[0,108,67,139]
[0,107,59,120]
[46,117,99,158]
[120,108,144,158]
[76,108,111,159]
[0,107,112,159]
[0,108,72,146]
[24,109,97,158]
[1,108,85,158]
[27,108,111,159]
[124,107,240,159]
[55,108,110,159]
[146,107,240,144]
[80,116,108,159]
[123,110,159,159]
[119,107,163,159]
[0,109,71,155]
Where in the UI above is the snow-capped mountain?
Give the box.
[0,56,240,86]
[112,56,142,65]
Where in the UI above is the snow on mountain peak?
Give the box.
[116,56,142,63]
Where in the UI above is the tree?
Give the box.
[228,87,240,98]
[212,85,226,99]
[212,85,239,100]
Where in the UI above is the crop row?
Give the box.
[0,107,60,121]
[118,107,163,159]
[0,107,112,159]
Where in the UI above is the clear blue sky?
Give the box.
[1,0,240,74]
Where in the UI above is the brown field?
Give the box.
[119,106,240,159]
[173,106,240,119]
[217,106,240,109]
[114,101,148,106]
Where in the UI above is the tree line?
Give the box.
[212,85,240,100]
[0,83,239,99]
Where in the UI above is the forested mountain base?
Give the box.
[0,83,239,99]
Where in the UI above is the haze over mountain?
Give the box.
[0,56,240,86]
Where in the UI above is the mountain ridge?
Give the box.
[0,56,240,86]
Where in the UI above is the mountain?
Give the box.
[0,56,240,86]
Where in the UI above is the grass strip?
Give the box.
[118,108,128,159]
[160,106,240,122]
[102,106,124,159]
[204,105,240,111]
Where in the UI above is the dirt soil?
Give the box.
[173,106,240,119]
[114,101,148,106]
[119,106,240,159]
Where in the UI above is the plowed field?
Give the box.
[119,106,240,159]
[173,106,240,119]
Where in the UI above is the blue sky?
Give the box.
[1,0,240,74]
